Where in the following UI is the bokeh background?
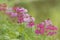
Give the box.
[0,0,60,40]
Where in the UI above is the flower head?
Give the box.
[15,7,28,13]
[35,19,58,36]
[27,21,35,28]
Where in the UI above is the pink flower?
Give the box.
[37,22,44,28]
[35,28,44,35]
[23,13,35,22]
[45,19,52,26]
[17,13,24,23]
[17,16,24,23]
[31,17,35,21]
[27,21,35,27]
[40,28,44,34]
[35,19,58,36]
[46,25,57,30]
[23,17,31,22]
[35,29,40,34]
[19,8,28,13]
[16,7,28,13]
[47,32,56,36]
[6,11,17,17]
[10,12,17,17]
[35,22,45,35]
[18,18,24,23]
[13,6,18,11]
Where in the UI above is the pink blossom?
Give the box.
[40,28,44,34]
[13,6,18,11]
[10,12,17,17]
[23,13,35,22]
[17,13,24,23]
[46,25,58,30]
[45,19,52,26]
[18,18,24,23]
[16,7,28,13]
[35,29,40,34]
[35,19,58,35]
[6,11,17,17]
[35,28,44,35]
[23,17,31,22]
[19,8,28,13]
[27,21,35,27]
[47,32,56,36]
[31,17,35,22]
[37,22,44,28]
[17,16,24,23]
[35,22,45,35]
[23,13,30,18]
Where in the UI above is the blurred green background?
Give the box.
[0,0,60,40]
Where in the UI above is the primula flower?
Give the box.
[31,17,35,21]
[37,22,44,28]
[17,18,24,23]
[39,28,44,35]
[27,21,35,27]
[10,12,17,17]
[35,19,58,36]
[16,7,28,13]
[13,6,18,11]
[6,8,17,17]
[23,16,35,23]
[23,17,31,22]
[23,14,31,22]
[47,32,56,36]
[35,29,41,34]
[46,25,57,30]
[35,22,45,35]
[45,19,52,26]
[17,13,24,23]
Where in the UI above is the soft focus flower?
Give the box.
[35,29,40,34]
[17,17,24,23]
[16,7,28,13]
[13,6,18,11]
[47,32,56,36]
[23,13,30,17]
[31,17,35,21]
[23,13,35,23]
[10,12,17,17]
[17,13,24,23]
[0,3,58,38]
[23,17,31,22]
[27,21,35,28]
[37,22,44,28]
[35,22,45,35]
[6,10,17,17]
[45,19,52,26]
[46,25,57,30]
[35,19,58,36]
[39,28,44,35]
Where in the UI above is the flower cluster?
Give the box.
[35,19,58,36]
[0,3,35,28]
[0,3,58,36]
